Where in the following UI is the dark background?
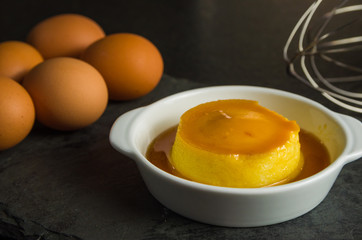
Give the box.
[0,0,361,239]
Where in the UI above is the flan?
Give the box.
[170,99,303,188]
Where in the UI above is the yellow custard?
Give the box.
[169,99,303,188]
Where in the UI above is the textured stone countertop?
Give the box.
[0,0,361,239]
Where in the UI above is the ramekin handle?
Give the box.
[109,107,144,158]
[339,114,362,164]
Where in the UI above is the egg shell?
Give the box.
[0,76,35,150]
[22,57,108,131]
[82,33,164,100]
[0,41,43,82]
[27,14,105,59]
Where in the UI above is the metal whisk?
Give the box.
[283,0,362,113]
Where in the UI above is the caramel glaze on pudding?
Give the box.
[146,100,331,188]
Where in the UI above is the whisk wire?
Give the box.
[284,0,362,113]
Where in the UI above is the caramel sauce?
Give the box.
[146,126,331,186]
[179,100,300,154]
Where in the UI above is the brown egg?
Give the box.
[82,33,164,100]
[0,76,35,150]
[22,57,108,131]
[27,14,105,59]
[0,41,43,82]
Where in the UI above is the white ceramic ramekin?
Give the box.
[109,86,362,227]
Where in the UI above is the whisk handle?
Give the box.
[339,114,362,164]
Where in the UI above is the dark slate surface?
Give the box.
[0,0,361,239]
